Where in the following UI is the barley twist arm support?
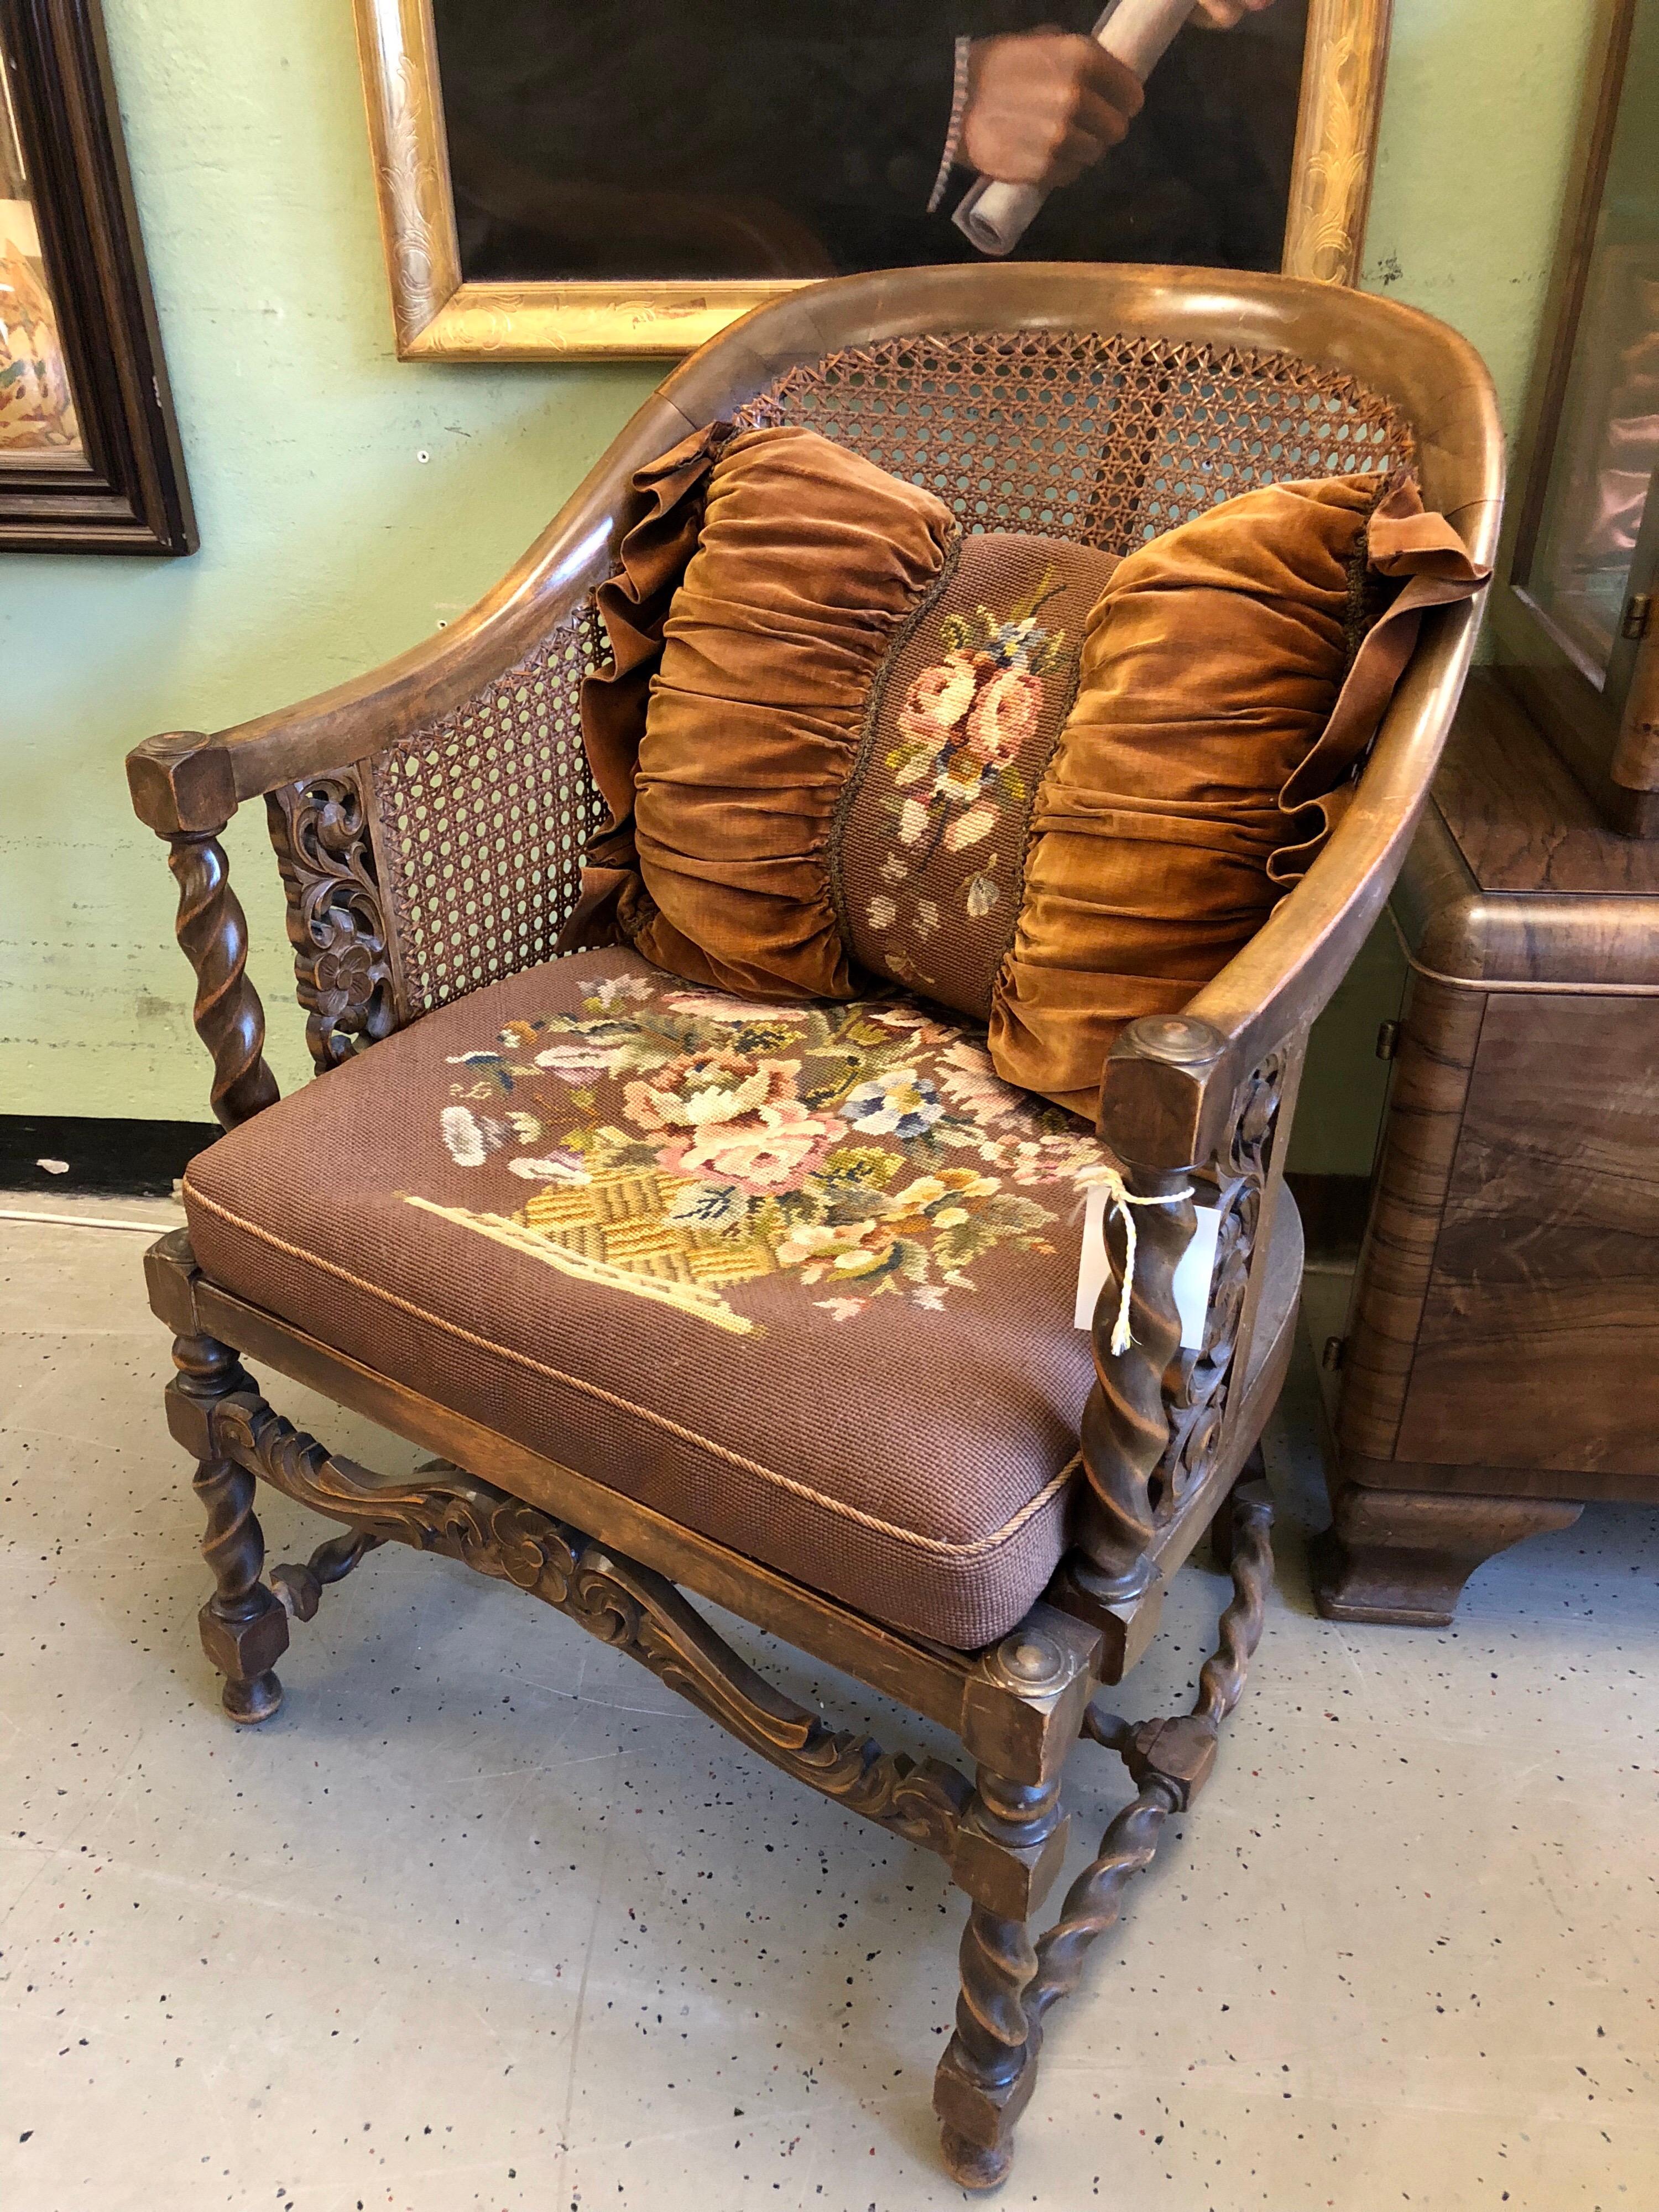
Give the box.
[1048,1013,1227,1627]
[128,733,279,1131]
[1062,1162,1195,1615]
[166,831,280,1128]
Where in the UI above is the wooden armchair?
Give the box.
[126,264,1500,2190]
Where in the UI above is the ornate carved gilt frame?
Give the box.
[353,0,1394,361]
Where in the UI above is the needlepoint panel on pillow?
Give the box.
[831,531,1119,1019]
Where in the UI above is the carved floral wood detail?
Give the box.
[1152,1053,1287,1519]
[267,774,398,1070]
[209,1390,970,1856]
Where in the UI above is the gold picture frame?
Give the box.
[354,0,1394,362]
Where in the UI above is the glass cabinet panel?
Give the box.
[1520,0,1659,685]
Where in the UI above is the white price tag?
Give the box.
[1073,1181,1115,1332]
[1172,1204,1222,1352]
[1074,1191,1221,1352]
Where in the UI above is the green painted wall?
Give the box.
[0,0,1600,1147]
[1286,0,1603,1178]
[0,0,656,1115]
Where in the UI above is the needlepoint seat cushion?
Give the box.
[181,946,1123,1648]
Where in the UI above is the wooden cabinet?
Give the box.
[1315,0,1659,1624]
[1314,673,1659,1623]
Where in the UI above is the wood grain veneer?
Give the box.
[1324,671,1659,1624]
[1394,993,1659,1476]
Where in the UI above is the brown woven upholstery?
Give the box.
[363,329,1416,1018]
[182,946,1120,1648]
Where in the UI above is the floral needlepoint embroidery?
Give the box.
[888,570,1065,862]
[404,971,1112,1334]
[440,1104,498,1168]
[841,1067,944,1141]
[843,560,1081,1000]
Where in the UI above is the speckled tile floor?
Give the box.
[1,1201,1654,2212]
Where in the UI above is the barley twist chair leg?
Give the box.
[935,1768,1064,2188]
[1030,1469,1274,2037]
[936,1467,1275,2189]
[172,1329,289,1723]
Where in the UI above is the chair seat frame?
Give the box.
[126,264,1501,2188]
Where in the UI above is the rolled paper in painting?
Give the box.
[953,0,1196,258]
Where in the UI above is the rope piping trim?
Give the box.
[181,1181,1080,1563]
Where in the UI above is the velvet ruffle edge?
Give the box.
[557,419,738,955]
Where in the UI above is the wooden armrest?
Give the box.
[127,394,696,828]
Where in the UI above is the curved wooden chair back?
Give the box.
[190,267,1499,1150]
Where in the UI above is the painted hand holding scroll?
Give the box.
[954,0,1210,258]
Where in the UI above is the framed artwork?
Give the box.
[1,0,194,553]
[355,0,1393,362]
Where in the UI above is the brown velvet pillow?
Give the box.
[585,422,957,1000]
[989,473,1486,1114]
[575,428,1485,1123]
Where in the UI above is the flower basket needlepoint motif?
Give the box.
[407,969,1113,1336]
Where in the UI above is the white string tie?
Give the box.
[1092,1167,1195,1357]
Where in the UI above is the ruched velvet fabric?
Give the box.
[575,428,1485,1126]
[990,473,1485,1118]
[988,473,1387,1111]
[587,422,956,999]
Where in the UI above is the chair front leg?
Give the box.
[171,1328,289,1723]
[933,1614,1099,2188]
[937,1471,1276,2189]
[935,1766,1065,2188]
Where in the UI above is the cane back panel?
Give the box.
[329,330,1414,1033]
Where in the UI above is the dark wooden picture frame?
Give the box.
[0,0,194,553]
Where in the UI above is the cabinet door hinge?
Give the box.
[1375,1019,1400,1061]
[1322,1334,1347,1373]
[1621,592,1653,641]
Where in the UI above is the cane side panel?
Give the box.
[367,605,611,1019]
